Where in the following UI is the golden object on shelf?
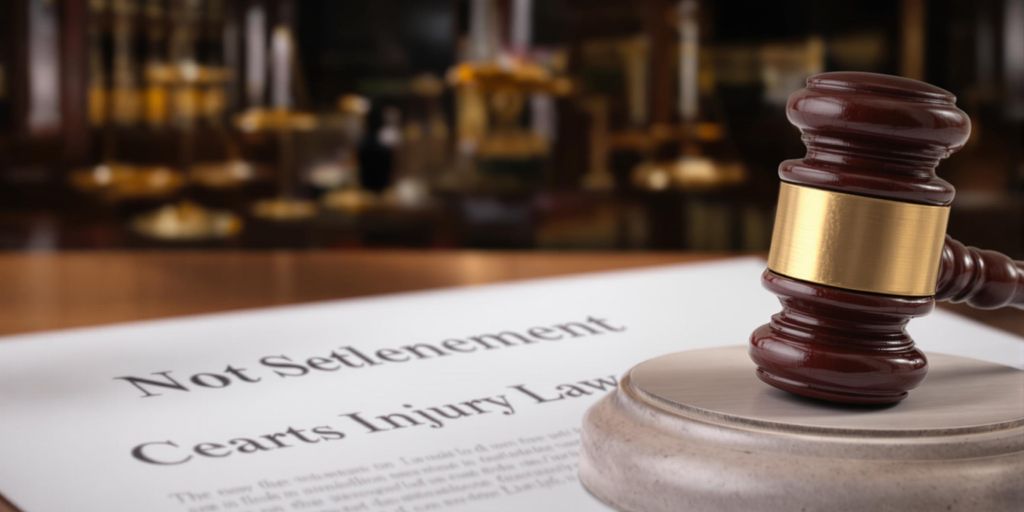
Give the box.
[337,94,371,116]
[202,88,227,119]
[691,123,724,142]
[143,64,232,125]
[767,182,950,297]
[455,84,488,147]
[632,156,746,192]
[70,163,185,200]
[144,83,169,126]
[131,201,242,241]
[189,160,259,189]
[322,188,378,214]
[251,198,318,221]
[448,61,572,95]
[70,164,128,192]
[476,88,548,158]
[477,132,549,158]
[110,86,142,125]
[580,96,614,191]
[233,108,318,133]
[409,73,445,98]
[607,129,658,152]
[172,86,200,120]
[609,122,725,152]
[145,63,231,86]
[88,86,107,126]
[648,122,724,143]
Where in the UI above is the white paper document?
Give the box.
[0,258,1021,512]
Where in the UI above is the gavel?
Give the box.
[750,72,1023,405]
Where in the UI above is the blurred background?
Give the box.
[0,0,1020,255]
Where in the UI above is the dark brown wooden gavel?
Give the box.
[749,72,1023,405]
[936,236,1024,308]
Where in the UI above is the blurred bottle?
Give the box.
[188,0,250,188]
[359,106,401,193]
[85,0,109,163]
[385,74,448,208]
[110,0,140,127]
[632,0,746,194]
[318,94,374,213]
[142,0,169,129]
[449,0,569,192]
[109,0,174,169]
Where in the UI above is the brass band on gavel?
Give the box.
[767,182,950,297]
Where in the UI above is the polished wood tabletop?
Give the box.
[0,251,1020,337]
[0,251,710,336]
[0,251,1020,512]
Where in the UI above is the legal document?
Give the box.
[0,258,1020,512]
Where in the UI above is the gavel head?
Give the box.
[750,72,971,405]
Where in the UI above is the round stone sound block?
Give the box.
[579,346,1024,512]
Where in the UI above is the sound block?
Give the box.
[579,346,1024,512]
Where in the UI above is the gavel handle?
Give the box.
[935,236,1024,310]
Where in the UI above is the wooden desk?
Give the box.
[0,251,1020,512]
[0,251,1019,337]
[0,251,715,336]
